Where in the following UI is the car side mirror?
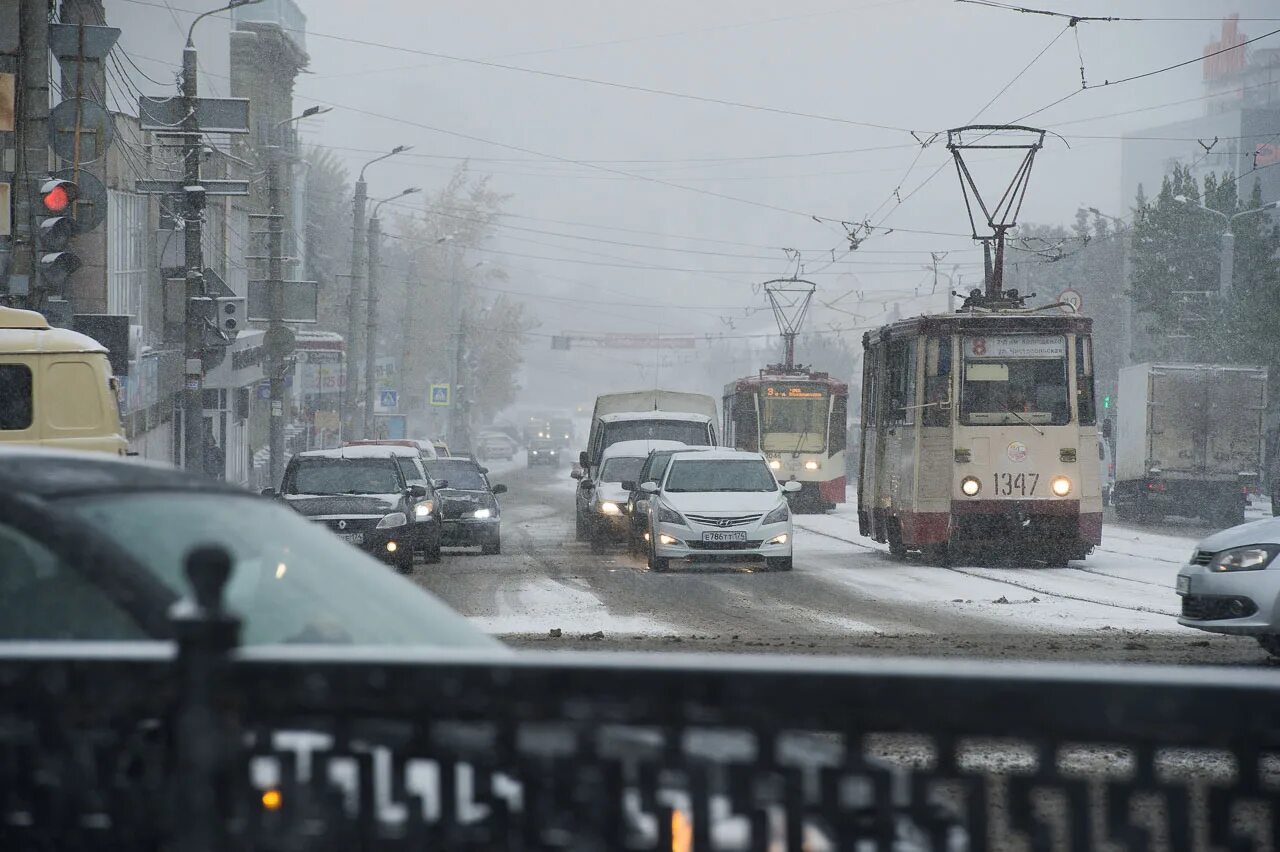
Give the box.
[571,469,584,480]
[260,487,277,498]
[492,484,508,495]
[432,478,448,490]
[640,481,659,494]
[579,451,589,468]
[408,484,428,499]
[479,466,490,475]
[620,480,636,492]
[782,480,803,493]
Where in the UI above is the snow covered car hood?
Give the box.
[660,491,787,516]
[283,493,402,517]
[1193,516,1280,554]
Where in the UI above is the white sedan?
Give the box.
[642,449,800,572]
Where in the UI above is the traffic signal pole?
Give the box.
[181,43,206,472]
[267,144,285,485]
[363,212,380,438]
[343,178,366,440]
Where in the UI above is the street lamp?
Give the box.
[363,188,422,438]
[343,145,412,439]
[186,0,260,47]
[1172,196,1278,298]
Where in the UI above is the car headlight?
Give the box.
[1209,545,1278,572]
[473,507,493,519]
[768,533,789,545]
[599,501,621,515]
[655,502,687,526]
[531,450,539,455]
[804,460,820,471]
[762,502,790,525]
[1050,476,1071,497]
[376,512,408,529]
[413,501,434,519]
[768,459,782,470]
[960,476,981,496]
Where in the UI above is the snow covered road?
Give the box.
[413,457,1273,664]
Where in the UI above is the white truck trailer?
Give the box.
[1114,363,1267,526]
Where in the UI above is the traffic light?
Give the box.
[214,296,246,338]
[1102,394,1112,411]
[38,178,79,288]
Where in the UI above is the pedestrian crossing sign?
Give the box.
[430,384,451,406]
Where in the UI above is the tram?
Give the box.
[856,293,1103,564]
[723,369,849,511]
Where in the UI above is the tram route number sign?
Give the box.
[965,335,1065,359]
[1057,288,1083,314]
[764,384,825,399]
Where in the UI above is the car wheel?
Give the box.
[647,538,669,572]
[589,530,607,554]
[424,538,442,564]
[765,556,793,572]
[887,522,907,560]
[1256,635,1280,658]
[395,549,415,573]
[575,511,589,541]
[481,533,501,555]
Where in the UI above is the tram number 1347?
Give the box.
[993,472,1039,496]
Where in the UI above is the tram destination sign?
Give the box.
[764,384,826,399]
[965,335,1065,359]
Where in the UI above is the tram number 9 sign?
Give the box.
[966,335,1065,359]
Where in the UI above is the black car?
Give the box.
[623,447,712,554]
[424,457,506,554]
[528,439,562,467]
[273,446,442,571]
[0,446,499,648]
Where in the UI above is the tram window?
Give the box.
[862,354,877,423]
[829,394,848,454]
[1076,336,1097,426]
[887,340,915,425]
[923,337,951,427]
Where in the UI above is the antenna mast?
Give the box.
[946,125,1045,303]
[762,278,816,370]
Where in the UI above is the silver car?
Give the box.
[1176,516,1280,657]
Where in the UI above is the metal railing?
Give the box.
[1,547,1279,850]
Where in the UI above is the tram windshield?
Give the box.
[960,335,1070,426]
[758,384,829,453]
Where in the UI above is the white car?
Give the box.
[643,449,801,572]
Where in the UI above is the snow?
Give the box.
[468,575,674,636]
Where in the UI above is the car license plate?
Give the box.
[703,531,747,543]
[1176,575,1190,595]
[339,532,365,545]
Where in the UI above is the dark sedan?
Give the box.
[0,446,499,648]
[424,457,506,554]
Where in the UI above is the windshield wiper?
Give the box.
[1004,405,1045,436]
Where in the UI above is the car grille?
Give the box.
[443,499,486,520]
[684,513,763,528]
[686,539,764,551]
[317,517,380,534]
[1190,550,1213,566]
[1181,594,1257,620]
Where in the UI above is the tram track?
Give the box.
[792,520,1180,619]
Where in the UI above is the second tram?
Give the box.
[723,369,849,511]
[857,307,1103,564]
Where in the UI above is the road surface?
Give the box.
[414,453,1274,664]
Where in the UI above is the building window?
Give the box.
[107,190,148,321]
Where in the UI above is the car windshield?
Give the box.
[600,456,644,483]
[758,387,829,454]
[287,457,402,495]
[425,460,489,490]
[65,493,499,649]
[603,420,709,449]
[664,459,778,493]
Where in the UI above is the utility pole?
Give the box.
[399,255,416,421]
[180,39,206,472]
[363,211,379,438]
[343,145,410,439]
[448,249,464,448]
[452,298,468,452]
[13,0,50,309]
[266,144,285,484]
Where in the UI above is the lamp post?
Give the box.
[363,187,421,438]
[265,105,330,485]
[343,145,411,439]
[1173,196,1278,299]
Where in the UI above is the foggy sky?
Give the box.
[105,0,1278,406]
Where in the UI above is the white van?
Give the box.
[0,306,126,455]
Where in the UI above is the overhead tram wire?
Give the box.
[954,2,1280,24]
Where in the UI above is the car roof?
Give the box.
[667,448,766,462]
[601,439,690,461]
[597,411,712,424]
[297,445,419,460]
[0,446,244,499]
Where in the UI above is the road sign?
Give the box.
[49,97,113,162]
[48,23,120,59]
[247,280,319,323]
[138,96,250,134]
[430,384,451,406]
[203,267,235,298]
[135,179,250,196]
[1058,288,1083,314]
[377,390,399,412]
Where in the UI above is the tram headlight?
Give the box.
[960,476,981,497]
[804,460,820,471]
[768,459,782,470]
[1051,476,1072,497]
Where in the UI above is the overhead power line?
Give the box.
[955,2,1280,23]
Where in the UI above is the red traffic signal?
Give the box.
[40,178,77,215]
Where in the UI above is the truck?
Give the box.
[1113,363,1267,526]
[574,390,719,540]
